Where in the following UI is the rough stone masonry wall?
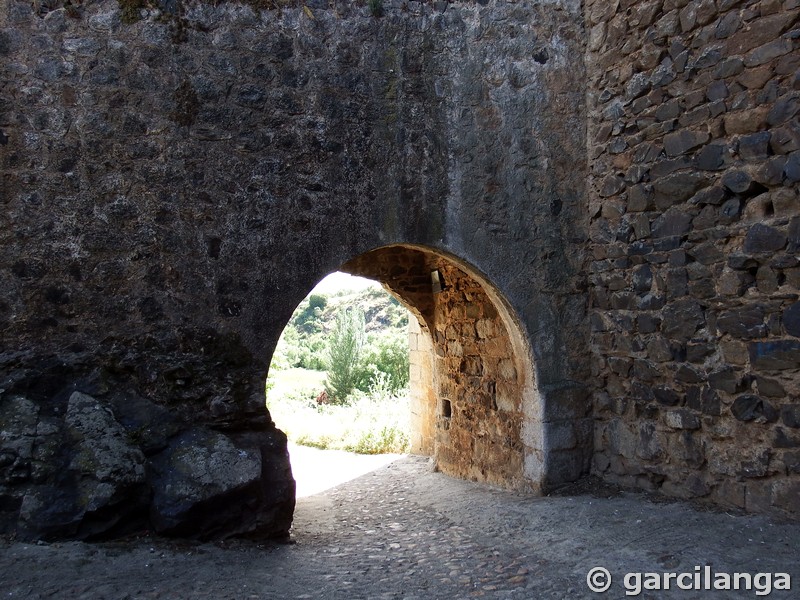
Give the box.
[0,0,588,539]
[429,262,528,488]
[587,0,800,515]
[345,248,529,489]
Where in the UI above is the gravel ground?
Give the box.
[1,447,798,599]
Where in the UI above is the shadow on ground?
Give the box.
[2,451,798,599]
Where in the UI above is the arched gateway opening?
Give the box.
[273,244,542,491]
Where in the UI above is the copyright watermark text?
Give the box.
[586,566,792,596]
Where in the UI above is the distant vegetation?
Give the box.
[267,282,411,454]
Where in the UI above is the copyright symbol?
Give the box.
[587,567,612,593]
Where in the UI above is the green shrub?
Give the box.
[357,332,409,395]
[345,425,409,454]
[308,293,327,311]
[267,278,413,454]
[267,378,410,455]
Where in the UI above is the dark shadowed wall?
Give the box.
[0,0,588,539]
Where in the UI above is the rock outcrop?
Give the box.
[0,359,294,541]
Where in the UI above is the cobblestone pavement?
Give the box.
[2,454,799,599]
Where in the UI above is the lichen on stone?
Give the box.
[118,0,149,24]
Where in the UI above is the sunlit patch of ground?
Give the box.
[288,442,402,497]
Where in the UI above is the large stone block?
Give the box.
[772,480,800,513]
[738,131,771,159]
[716,307,767,339]
[540,383,592,421]
[749,340,800,370]
[664,409,700,430]
[782,405,800,429]
[743,224,787,254]
[149,428,294,539]
[12,392,150,540]
[663,130,710,157]
[662,299,705,341]
[65,391,146,488]
[783,302,800,338]
[686,386,721,416]
[730,395,778,423]
[651,208,693,238]
[652,172,709,210]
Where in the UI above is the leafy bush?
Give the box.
[360,332,409,394]
[272,324,327,371]
[345,425,409,455]
[308,293,327,311]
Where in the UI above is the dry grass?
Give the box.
[266,367,410,454]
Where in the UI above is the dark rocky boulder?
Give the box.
[149,427,295,540]
[0,370,294,541]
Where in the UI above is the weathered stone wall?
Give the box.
[0,0,588,538]
[428,262,529,488]
[3,0,799,537]
[587,0,800,515]
[345,247,536,490]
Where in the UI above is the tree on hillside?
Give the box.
[292,293,328,334]
[325,307,366,404]
[308,293,327,311]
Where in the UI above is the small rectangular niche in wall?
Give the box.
[441,398,452,418]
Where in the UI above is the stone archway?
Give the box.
[1,0,592,540]
[340,244,541,491]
